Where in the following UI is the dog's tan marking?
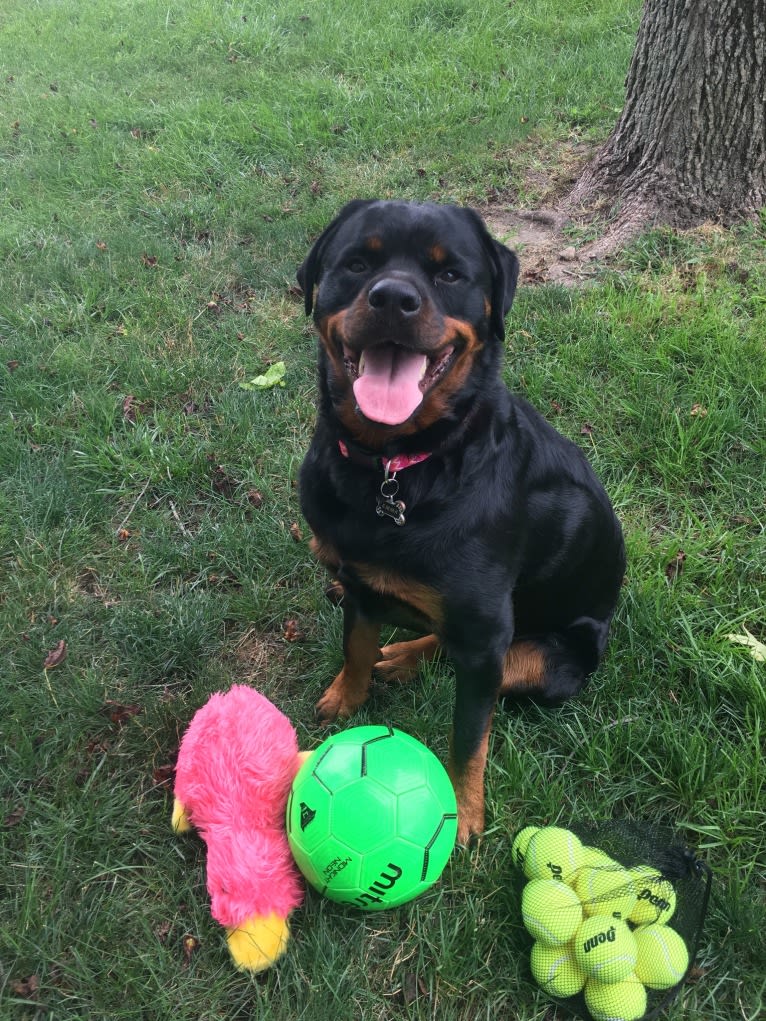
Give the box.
[349,564,444,628]
[499,640,548,694]
[449,713,493,845]
[315,616,381,723]
[309,534,341,573]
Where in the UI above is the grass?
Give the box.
[1,1,765,1018]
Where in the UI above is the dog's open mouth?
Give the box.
[343,342,455,425]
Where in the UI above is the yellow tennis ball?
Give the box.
[530,941,587,997]
[580,846,618,872]
[511,825,540,869]
[573,916,638,983]
[628,865,677,925]
[522,879,583,946]
[634,924,689,989]
[575,864,637,919]
[584,974,647,1021]
[523,826,584,882]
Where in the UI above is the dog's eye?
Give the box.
[345,257,368,273]
[436,268,461,284]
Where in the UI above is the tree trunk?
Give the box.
[567,0,766,254]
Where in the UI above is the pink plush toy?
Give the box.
[172,684,308,971]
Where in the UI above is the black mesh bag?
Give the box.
[516,820,711,1021]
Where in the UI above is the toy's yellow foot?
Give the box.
[171,798,193,834]
[226,913,290,972]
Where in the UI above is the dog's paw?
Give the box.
[374,635,439,684]
[314,671,369,723]
[455,808,484,848]
[374,644,423,684]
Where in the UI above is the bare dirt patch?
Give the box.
[484,138,604,285]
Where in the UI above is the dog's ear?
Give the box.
[490,239,520,339]
[464,209,520,342]
[297,200,375,316]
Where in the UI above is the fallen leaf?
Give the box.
[96,240,108,251]
[122,395,137,422]
[283,619,303,643]
[247,489,264,508]
[665,550,686,582]
[43,640,67,669]
[580,422,594,436]
[211,465,237,498]
[10,975,39,999]
[140,253,158,267]
[4,806,25,827]
[289,522,303,542]
[240,361,286,390]
[725,628,766,662]
[153,764,175,789]
[690,403,708,418]
[102,701,142,726]
[7,360,19,372]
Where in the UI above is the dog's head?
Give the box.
[298,200,519,444]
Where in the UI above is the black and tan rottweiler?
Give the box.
[297,200,625,843]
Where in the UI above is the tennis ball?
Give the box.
[573,916,638,983]
[575,864,637,919]
[584,974,647,1021]
[580,846,618,872]
[523,826,584,882]
[530,942,587,997]
[628,865,677,926]
[511,825,540,869]
[634,924,689,989]
[522,879,583,946]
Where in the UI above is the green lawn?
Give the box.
[1,1,764,1019]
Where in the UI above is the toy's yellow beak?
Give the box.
[226,913,290,972]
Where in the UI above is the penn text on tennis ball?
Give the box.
[634,924,689,989]
[575,863,637,919]
[530,942,587,997]
[522,879,583,946]
[523,826,584,882]
[584,974,647,1021]
[628,865,677,925]
[573,916,638,983]
[511,825,540,869]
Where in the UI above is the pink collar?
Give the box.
[338,439,431,473]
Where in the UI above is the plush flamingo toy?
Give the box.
[172,685,308,971]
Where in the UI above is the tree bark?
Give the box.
[566,0,766,254]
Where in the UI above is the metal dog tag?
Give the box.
[376,474,406,526]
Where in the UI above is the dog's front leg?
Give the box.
[447,644,506,845]
[315,594,381,723]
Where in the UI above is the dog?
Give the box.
[297,200,625,844]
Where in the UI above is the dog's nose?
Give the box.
[368,278,422,317]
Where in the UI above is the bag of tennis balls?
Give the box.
[512,820,711,1021]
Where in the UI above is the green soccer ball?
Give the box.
[286,726,458,910]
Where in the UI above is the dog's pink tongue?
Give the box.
[353,345,427,425]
